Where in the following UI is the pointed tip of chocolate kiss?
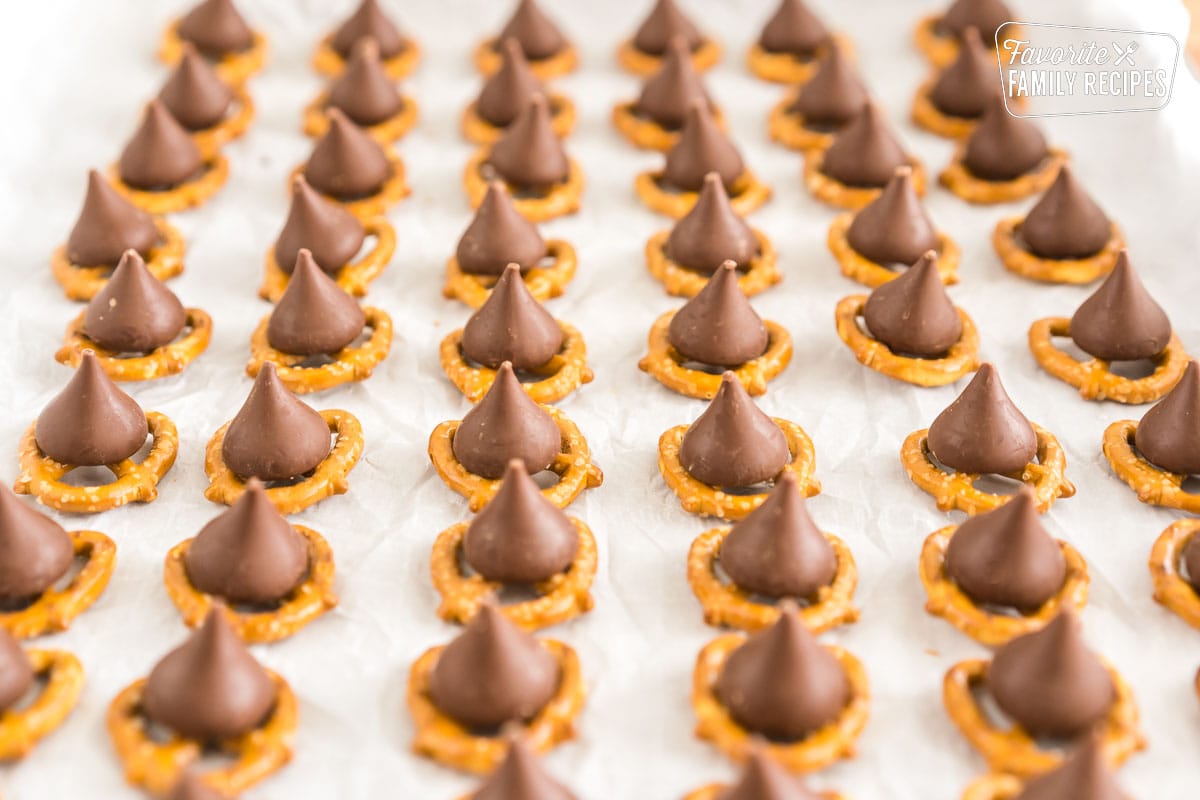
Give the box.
[474,732,577,800]
[1069,249,1171,362]
[1135,358,1200,476]
[927,362,1037,476]
[267,247,365,357]
[723,745,824,800]
[664,172,758,273]
[679,372,790,489]
[452,362,560,481]
[1014,734,1125,800]
[667,260,767,368]
[461,264,563,370]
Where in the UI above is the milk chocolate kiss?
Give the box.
[1014,737,1126,800]
[863,251,962,358]
[429,603,561,730]
[457,182,547,276]
[679,373,790,488]
[787,44,868,129]
[1137,360,1200,476]
[1020,167,1112,260]
[0,629,34,714]
[986,611,1115,739]
[461,264,564,371]
[633,0,704,55]
[221,364,332,483]
[36,352,148,467]
[847,167,939,267]
[158,44,234,131]
[635,36,713,130]
[118,100,205,191]
[717,750,825,800]
[303,109,392,200]
[758,0,829,56]
[177,0,254,57]
[82,250,187,353]
[66,170,160,267]
[930,27,996,119]
[938,0,1015,44]
[716,607,850,740]
[665,173,758,274]
[328,38,404,127]
[167,773,229,800]
[487,95,570,191]
[664,102,745,192]
[142,608,277,741]
[267,249,366,356]
[464,459,578,584]
[667,261,768,367]
[275,177,366,274]
[0,485,74,604]
[1069,252,1171,362]
[963,94,1049,181]
[472,735,578,800]
[478,39,545,128]
[927,363,1037,475]
[496,0,568,61]
[331,0,409,60]
[453,364,560,480]
[822,104,909,188]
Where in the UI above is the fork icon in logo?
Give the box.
[1113,40,1139,66]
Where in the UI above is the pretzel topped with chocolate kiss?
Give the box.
[464,39,576,145]
[805,103,926,210]
[304,38,419,144]
[159,0,268,86]
[313,0,422,79]
[748,0,853,86]
[618,0,722,76]
[474,0,578,79]
[769,42,867,151]
[614,36,724,152]
[294,109,409,219]
[0,627,84,760]
[159,43,255,160]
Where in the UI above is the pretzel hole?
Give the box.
[969,474,1025,496]
[59,430,154,485]
[0,553,89,613]
[1182,476,1200,496]
[3,669,50,714]
[1053,336,1159,379]
[712,556,820,608]
[459,347,561,383]
[290,326,376,368]
[718,481,777,496]
[851,314,953,359]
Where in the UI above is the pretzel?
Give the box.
[463,150,584,222]
[644,228,780,298]
[158,21,268,86]
[474,38,579,79]
[910,76,982,139]
[611,102,726,152]
[443,240,577,308]
[107,670,296,795]
[14,411,178,514]
[939,148,1068,205]
[203,409,363,515]
[993,216,1124,284]
[834,296,978,387]
[408,638,584,774]
[693,634,869,772]
[163,525,336,644]
[746,33,855,84]
[685,784,844,800]
[259,217,395,302]
[1148,519,1200,631]
[107,156,229,215]
[616,38,722,76]
[0,530,116,639]
[635,169,771,219]
[51,217,185,302]
[826,213,959,289]
[639,313,793,399]
[920,524,1089,647]
[245,306,393,394]
[900,425,1075,515]
[658,420,821,521]
[1104,419,1200,513]
[312,35,421,79]
[0,649,83,760]
[687,526,858,633]
[191,84,256,160]
[289,150,409,221]
[959,774,1023,800]
[439,322,592,404]
[942,657,1143,778]
[428,408,603,512]
[913,16,1021,68]
[804,150,927,211]
[462,94,576,144]
[302,93,420,144]
[431,517,597,631]
[56,308,213,381]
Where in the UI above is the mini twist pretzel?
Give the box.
[910,76,982,139]
[767,95,838,152]
[163,525,337,644]
[159,22,268,85]
[443,240,578,308]
[834,296,978,387]
[463,151,584,223]
[644,228,781,298]
[439,322,593,404]
[658,420,821,521]
[685,784,844,800]
[939,148,1068,205]
[0,530,116,639]
[107,158,230,215]
[15,411,179,514]
[289,150,410,221]
[428,409,603,512]
[0,649,84,761]
[463,94,576,145]
[960,774,1024,800]
[920,524,1089,647]
[245,307,393,394]
[1102,420,1200,513]
[51,217,186,302]
[942,657,1144,778]
[687,527,858,633]
[993,216,1124,284]
[827,213,959,288]
[805,150,927,211]
[107,671,296,796]
[204,409,364,515]
[312,35,421,79]
[56,308,213,381]
[900,426,1075,515]
[259,216,396,302]
[693,634,869,772]
[617,38,722,76]
[612,102,727,152]
[191,84,256,160]
[639,312,793,399]
[303,93,420,144]
[1149,519,1200,631]
[746,33,855,85]
[408,639,585,774]
[430,518,597,630]
[635,170,771,219]
[474,39,578,79]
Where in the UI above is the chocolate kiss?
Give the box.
[822,103,908,188]
[635,35,713,130]
[863,251,963,358]
[221,364,332,483]
[83,250,187,353]
[453,365,561,481]
[142,607,277,741]
[939,0,1015,43]
[668,261,768,367]
[66,170,160,267]
[788,43,868,129]
[716,606,850,740]
[758,0,830,56]
[1137,360,1200,476]
[664,102,746,193]
[987,611,1115,739]
[477,39,545,128]
[0,484,74,603]
[275,176,366,275]
[473,735,578,800]
[1069,252,1171,362]
[717,749,824,800]
[927,363,1037,476]
[331,0,409,59]
[680,372,790,488]
[167,773,228,800]
[847,166,940,268]
[36,352,148,467]
[1020,167,1112,260]
[158,43,234,131]
[457,181,547,277]
[929,27,997,119]
[429,603,561,730]
[464,459,578,584]
[665,172,758,275]
[497,0,567,61]
[944,487,1066,612]
[720,473,837,599]
[633,0,704,55]
[328,38,404,127]
[177,0,254,57]
[488,95,570,191]
[461,264,564,371]
[1014,736,1125,800]
[118,100,204,191]
[0,629,33,715]
[267,249,366,356]
[963,94,1048,181]
[185,478,309,606]
[303,108,392,200]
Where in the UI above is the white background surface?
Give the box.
[1,0,1199,797]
